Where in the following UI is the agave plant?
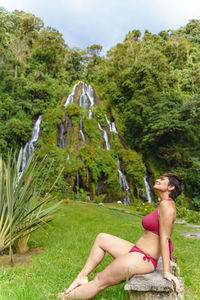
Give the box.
[0,149,62,263]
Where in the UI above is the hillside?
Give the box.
[0,8,200,209]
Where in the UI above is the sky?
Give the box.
[0,0,200,53]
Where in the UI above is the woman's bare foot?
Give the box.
[63,275,88,296]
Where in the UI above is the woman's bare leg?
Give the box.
[62,251,154,299]
[63,233,134,295]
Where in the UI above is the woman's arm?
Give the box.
[159,201,180,291]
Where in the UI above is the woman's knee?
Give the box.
[93,272,108,291]
[95,233,108,243]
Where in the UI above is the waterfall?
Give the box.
[64,81,82,108]
[88,84,94,117]
[117,156,130,205]
[105,115,112,131]
[86,168,89,186]
[111,122,118,134]
[58,119,65,148]
[61,81,132,204]
[65,116,72,146]
[79,83,90,109]
[98,123,110,150]
[76,172,80,190]
[144,174,152,203]
[66,154,70,166]
[88,109,93,118]
[21,115,42,172]
[64,81,95,118]
[80,119,86,142]
[58,116,73,148]
[82,83,95,118]
[86,85,95,106]
[105,115,118,134]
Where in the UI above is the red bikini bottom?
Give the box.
[129,245,158,270]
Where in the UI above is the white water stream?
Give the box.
[117,156,130,205]
[21,115,42,172]
[98,123,110,150]
[144,174,152,202]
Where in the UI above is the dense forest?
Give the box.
[0,7,200,211]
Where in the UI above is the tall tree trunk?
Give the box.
[11,65,18,96]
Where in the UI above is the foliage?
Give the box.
[0,9,82,154]
[0,8,200,210]
[86,20,200,206]
[65,103,81,127]
[0,149,61,261]
[83,117,102,146]
[135,201,155,215]
[79,145,119,190]
[176,206,200,224]
[119,148,145,189]
[41,104,64,144]
[191,196,200,211]
[93,106,107,128]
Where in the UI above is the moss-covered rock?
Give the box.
[36,81,148,203]
[83,117,102,146]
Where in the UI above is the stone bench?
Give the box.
[124,258,184,300]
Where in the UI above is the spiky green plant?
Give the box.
[0,149,63,263]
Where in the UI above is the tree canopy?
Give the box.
[0,8,200,209]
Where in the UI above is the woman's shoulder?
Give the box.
[160,199,175,207]
[159,199,176,217]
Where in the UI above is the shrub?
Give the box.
[0,149,62,262]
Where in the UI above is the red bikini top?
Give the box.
[142,198,173,235]
[142,206,160,235]
[142,198,174,259]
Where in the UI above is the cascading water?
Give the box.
[80,119,86,142]
[86,168,89,186]
[111,122,118,134]
[86,85,95,106]
[64,81,82,107]
[58,115,72,148]
[64,81,95,113]
[59,81,81,148]
[60,81,132,205]
[21,115,42,172]
[79,83,90,109]
[144,173,152,202]
[86,85,95,118]
[59,82,95,148]
[79,83,95,118]
[58,119,65,148]
[88,110,93,118]
[65,116,72,146]
[117,156,130,205]
[105,115,111,131]
[98,123,110,150]
[76,172,80,191]
[105,114,118,134]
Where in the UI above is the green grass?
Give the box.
[0,201,199,299]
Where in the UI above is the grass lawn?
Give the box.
[0,200,199,300]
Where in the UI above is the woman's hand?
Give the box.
[164,271,180,292]
[170,260,177,268]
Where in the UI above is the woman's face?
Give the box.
[153,175,170,192]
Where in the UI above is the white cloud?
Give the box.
[0,0,199,50]
[0,0,29,11]
[148,0,200,27]
[59,0,98,14]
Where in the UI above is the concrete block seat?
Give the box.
[124,257,184,300]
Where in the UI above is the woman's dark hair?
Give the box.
[162,173,184,200]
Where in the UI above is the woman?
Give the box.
[60,173,183,299]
